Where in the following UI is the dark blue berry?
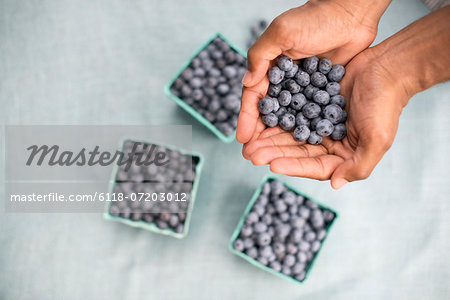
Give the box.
[308,131,322,144]
[294,70,310,87]
[278,55,294,71]
[303,84,319,99]
[268,66,285,84]
[330,94,346,108]
[268,84,282,97]
[313,90,330,105]
[310,117,321,130]
[256,232,272,246]
[293,125,310,142]
[316,119,334,136]
[278,90,292,106]
[262,113,278,127]
[284,79,301,94]
[285,62,299,78]
[310,72,328,88]
[323,104,344,124]
[295,112,310,127]
[302,102,321,119]
[303,56,318,74]
[326,82,341,96]
[290,93,307,110]
[274,106,287,118]
[279,113,296,131]
[258,97,275,114]
[331,123,347,140]
[328,65,345,82]
[318,57,332,74]
[234,239,245,251]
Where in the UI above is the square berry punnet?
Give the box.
[164,33,247,143]
[104,139,204,239]
[229,174,338,284]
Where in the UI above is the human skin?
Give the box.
[237,0,392,144]
[241,6,450,189]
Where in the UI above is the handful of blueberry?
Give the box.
[231,178,336,283]
[107,140,202,237]
[258,56,347,144]
[169,35,246,138]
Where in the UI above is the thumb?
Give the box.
[330,139,388,189]
[242,25,283,87]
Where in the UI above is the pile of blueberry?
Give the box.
[232,179,336,282]
[170,36,247,136]
[108,140,200,234]
[247,19,268,48]
[258,56,347,144]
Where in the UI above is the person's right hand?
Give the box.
[237,0,391,143]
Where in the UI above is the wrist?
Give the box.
[369,6,450,104]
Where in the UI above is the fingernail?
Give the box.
[242,71,252,85]
[333,178,348,190]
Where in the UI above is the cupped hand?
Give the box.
[242,49,409,189]
[237,0,381,143]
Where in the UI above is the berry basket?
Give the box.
[104,139,204,239]
[229,174,338,284]
[164,33,247,143]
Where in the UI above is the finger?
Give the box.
[242,119,266,160]
[243,132,299,158]
[270,155,344,180]
[236,77,270,143]
[330,138,389,189]
[242,25,284,87]
[250,145,328,165]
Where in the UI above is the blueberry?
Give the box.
[278,55,294,71]
[297,251,307,263]
[246,211,259,224]
[268,84,282,97]
[181,68,194,80]
[310,72,328,88]
[311,240,321,252]
[303,56,318,74]
[216,122,234,136]
[243,237,254,249]
[271,97,280,112]
[216,109,229,122]
[323,104,344,124]
[287,107,297,115]
[341,110,347,122]
[256,232,272,246]
[223,66,237,79]
[317,229,327,241]
[318,57,332,74]
[261,182,271,195]
[262,214,273,225]
[169,214,180,227]
[274,106,287,118]
[253,204,265,217]
[316,119,334,136]
[293,125,310,142]
[270,180,285,195]
[328,65,345,82]
[311,210,325,229]
[269,261,282,272]
[298,241,311,252]
[330,95,346,108]
[290,229,303,243]
[307,131,323,145]
[260,245,274,258]
[283,254,296,267]
[290,216,305,229]
[331,123,347,141]
[299,206,310,219]
[278,90,292,106]
[296,195,305,205]
[285,62,299,78]
[312,90,330,106]
[287,243,298,254]
[180,85,192,97]
[258,97,275,114]
[216,83,230,95]
[208,68,221,78]
[275,223,291,239]
[246,247,258,259]
[279,113,296,131]
[234,239,245,251]
[224,94,241,113]
[254,222,267,233]
[304,231,316,242]
[155,220,168,229]
[295,271,306,282]
[323,210,335,222]
[326,82,341,96]
[273,242,286,256]
[294,70,310,87]
[175,224,184,233]
[268,66,285,84]
[302,102,321,119]
[303,84,319,99]
[240,224,253,237]
[257,257,269,265]
[282,191,296,205]
[283,79,301,94]
[262,113,278,127]
[274,199,288,213]
[292,262,306,275]
[282,266,292,275]
[290,93,307,110]
[193,68,206,77]
[280,212,290,222]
